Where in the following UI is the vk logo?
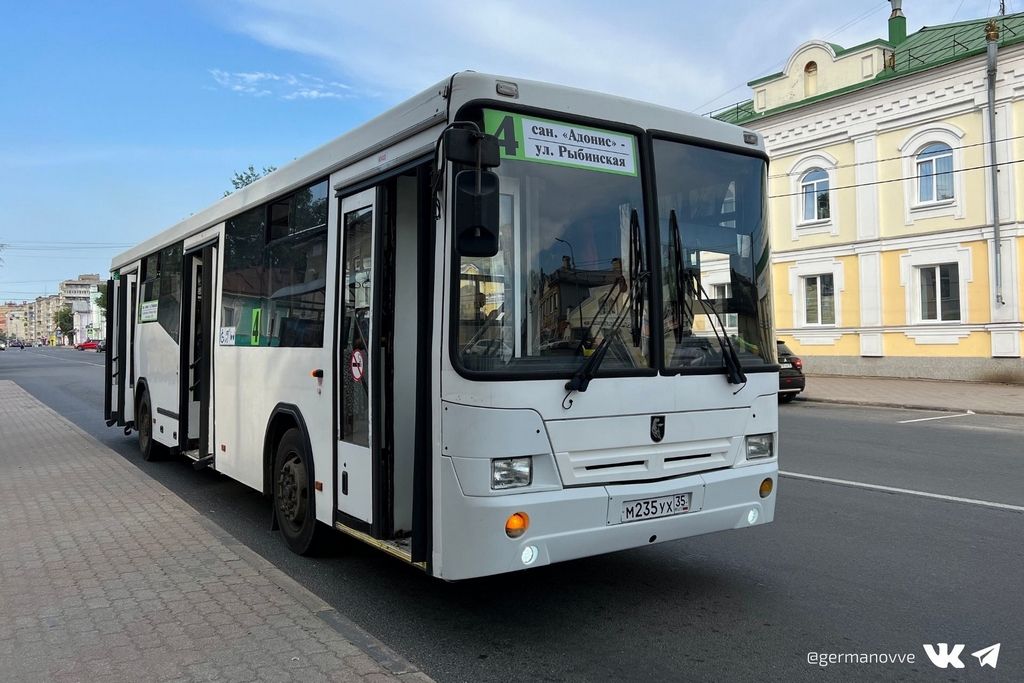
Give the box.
[923,643,965,669]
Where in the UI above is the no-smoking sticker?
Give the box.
[350,349,365,382]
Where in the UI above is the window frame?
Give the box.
[801,273,835,326]
[899,244,971,329]
[787,259,844,338]
[786,152,839,238]
[917,263,961,323]
[799,169,830,223]
[915,143,955,206]
[898,125,966,225]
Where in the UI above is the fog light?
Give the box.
[745,433,774,460]
[521,545,538,565]
[759,478,773,498]
[492,457,533,490]
[747,508,759,524]
[505,512,530,538]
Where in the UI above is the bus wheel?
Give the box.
[137,392,167,462]
[274,428,318,554]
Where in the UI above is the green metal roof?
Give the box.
[714,12,1024,126]
[887,12,1024,74]
[709,100,757,125]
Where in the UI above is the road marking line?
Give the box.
[898,410,975,424]
[28,351,104,367]
[780,471,1024,513]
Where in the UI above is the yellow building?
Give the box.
[717,2,1024,382]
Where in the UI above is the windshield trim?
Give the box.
[448,101,656,383]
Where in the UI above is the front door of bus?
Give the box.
[106,270,137,428]
[337,189,377,526]
[180,244,215,461]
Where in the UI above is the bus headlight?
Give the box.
[745,434,774,460]
[491,457,533,490]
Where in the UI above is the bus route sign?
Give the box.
[483,109,637,177]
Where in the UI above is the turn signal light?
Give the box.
[505,512,530,538]
[759,478,773,498]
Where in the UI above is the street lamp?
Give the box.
[554,237,576,270]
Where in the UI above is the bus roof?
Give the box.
[111,72,763,272]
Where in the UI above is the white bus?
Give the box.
[105,72,779,581]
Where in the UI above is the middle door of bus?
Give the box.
[336,188,377,525]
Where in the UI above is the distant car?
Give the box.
[777,340,805,403]
[9,341,22,349]
[76,340,101,351]
[466,339,513,358]
[0,341,5,350]
[35,342,44,347]
[95,340,106,352]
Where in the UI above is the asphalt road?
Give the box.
[2,346,1022,682]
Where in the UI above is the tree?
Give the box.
[96,282,108,315]
[54,305,74,344]
[223,165,277,197]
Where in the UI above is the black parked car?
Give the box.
[96,340,106,352]
[777,340,805,403]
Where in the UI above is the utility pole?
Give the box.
[1000,1,1006,16]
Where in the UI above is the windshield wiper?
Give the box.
[563,270,649,402]
[668,210,694,341]
[668,210,746,386]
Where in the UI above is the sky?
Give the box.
[0,0,1013,302]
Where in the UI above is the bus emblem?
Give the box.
[650,416,665,443]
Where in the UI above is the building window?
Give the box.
[804,61,818,98]
[919,264,960,322]
[917,143,954,204]
[713,283,738,329]
[800,169,830,222]
[803,274,835,325]
[898,125,965,225]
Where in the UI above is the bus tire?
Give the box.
[274,428,319,554]
[137,391,167,462]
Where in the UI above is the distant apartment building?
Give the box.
[61,274,104,343]
[1,301,27,340]
[29,295,61,344]
[716,2,1024,382]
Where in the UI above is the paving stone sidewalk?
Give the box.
[0,380,434,683]
[798,374,1024,416]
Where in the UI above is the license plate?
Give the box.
[620,493,691,523]
[780,362,792,368]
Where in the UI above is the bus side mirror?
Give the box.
[454,170,499,258]
[444,129,500,168]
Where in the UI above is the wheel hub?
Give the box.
[277,455,307,527]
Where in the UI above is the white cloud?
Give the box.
[208,68,363,100]
[209,0,1008,112]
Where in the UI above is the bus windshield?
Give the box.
[653,138,774,370]
[456,110,650,375]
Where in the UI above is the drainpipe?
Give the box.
[986,19,1004,306]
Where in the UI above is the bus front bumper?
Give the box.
[437,460,777,581]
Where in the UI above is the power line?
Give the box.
[1,241,133,246]
[693,2,889,114]
[0,255,114,260]
[767,132,1024,179]
[768,155,1024,199]
[0,280,60,284]
[952,0,967,22]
